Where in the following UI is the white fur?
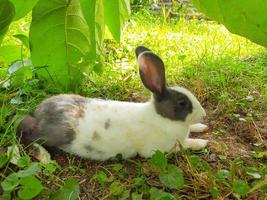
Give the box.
[62,87,207,161]
[190,123,208,133]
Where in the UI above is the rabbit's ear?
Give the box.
[135,46,151,57]
[136,46,166,98]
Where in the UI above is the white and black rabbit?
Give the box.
[18,46,208,161]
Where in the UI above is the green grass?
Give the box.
[1,10,267,200]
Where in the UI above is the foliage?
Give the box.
[1,160,43,199]
[50,178,80,200]
[1,8,267,200]
[0,0,131,91]
[191,0,267,49]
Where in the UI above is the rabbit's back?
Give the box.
[68,99,188,160]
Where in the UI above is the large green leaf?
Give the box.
[50,178,80,200]
[0,45,21,67]
[30,0,92,90]
[232,180,250,197]
[191,0,267,48]
[159,165,184,190]
[9,0,39,21]
[103,0,131,42]
[1,173,20,192]
[18,176,43,200]
[149,150,167,169]
[0,0,15,44]
[80,0,104,60]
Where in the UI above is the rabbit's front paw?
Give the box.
[184,138,208,150]
[190,123,208,133]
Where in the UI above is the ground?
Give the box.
[0,9,267,200]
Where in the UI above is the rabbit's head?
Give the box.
[136,46,206,125]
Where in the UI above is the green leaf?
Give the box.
[245,167,261,179]
[17,156,31,168]
[0,154,9,168]
[41,161,59,176]
[0,0,15,44]
[133,177,146,186]
[103,0,130,42]
[50,177,80,200]
[159,164,184,190]
[80,0,105,60]
[9,0,39,21]
[17,162,41,177]
[8,59,32,75]
[93,62,104,74]
[1,173,19,192]
[150,150,167,169]
[10,95,23,105]
[232,180,250,197]
[18,176,43,200]
[30,0,92,91]
[132,192,142,200]
[251,179,267,193]
[112,163,123,172]
[1,191,11,200]
[191,0,267,48]
[215,169,230,181]
[120,189,130,200]
[189,155,211,171]
[13,34,30,49]
[109,181,124,196]
[149,187,175,200]
[254,151,267,158]
[0,45,21,65]
[209,186,220,199]
[94,171,108,185]
[7,145,21,165]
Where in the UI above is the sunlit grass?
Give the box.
[0,10,266,199]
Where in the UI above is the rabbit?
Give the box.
[17,46,208,161]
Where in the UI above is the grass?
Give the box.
[0,9,267,200]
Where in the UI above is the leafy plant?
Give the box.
[149,150,167,169]
[94,170,108,186]
[0,0,131,91]
[191,0,267,48]
[50,177,80,200]
[109,181,124,196]
[149,187,175,200]
[17,175,43,200]
[1,162,43,199]
[159,164,184,190]
[232,180,250,197]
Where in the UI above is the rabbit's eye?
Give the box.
[177,98,187,107]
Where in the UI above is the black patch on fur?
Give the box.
[154,88,193,121]
[135,46,152,57]
[104,119,111,130]
[92,131,101,140]
[96,150,104,155]
[19,95,87,148]
[17,115,38,145]
[84,145,104,156]
[84,145,94,152]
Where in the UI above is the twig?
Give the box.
[251,119,264,142]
